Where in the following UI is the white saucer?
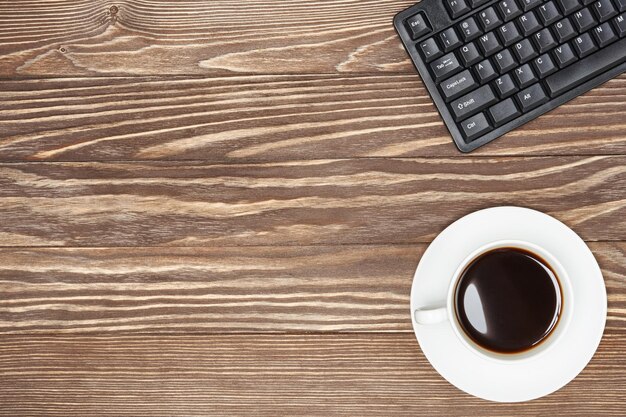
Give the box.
[411,206,607,402]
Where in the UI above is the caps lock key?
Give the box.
[440,69,478,101]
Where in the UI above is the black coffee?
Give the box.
[455,248,561,354]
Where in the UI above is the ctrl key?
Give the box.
[460,113,493,141]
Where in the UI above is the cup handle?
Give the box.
[414,306,448,325]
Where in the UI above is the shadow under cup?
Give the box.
[452,242,572,361]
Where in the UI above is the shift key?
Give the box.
[430,52,462,81]
[450,85,498,121]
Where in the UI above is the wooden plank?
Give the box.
[0,242,623,333]
[1,332,625,416]
[0,0,416,77]
[1,75,625,161]
[0,157,625,247]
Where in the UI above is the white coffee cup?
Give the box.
[413,239,574,363]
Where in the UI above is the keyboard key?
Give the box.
[419,38,443,62]
[573,33,598,57]
[488,98,522,125]
[471,0,491,7]
[520,0,543,10]
[519,11,543,35]
[592,22,618,45]
[513,63,538,87]
[553,43,578,66]
[499,0,523,20]
[406,12,432,40]
[478,31,503,55]
[516,83,549,111]
[450,84,498,121]
[460,112,493,141]
[431,52,462,81]
[479,7,503,31]
[593,0,618,20]
[441,69,479,100]
[616,0,626,11]
[533,28,558,52]
[494,49,518,72]
[557,0,583,14]
[460,42,483,65]
[459,17,483,42]
[440,28,463,52]
[615,14,626,37]
[553,18,577,43]
[573,8,598,31]
[545,37,626,96]
[533,53,558,77]
[475,59,499,82]
[498,21,523,45]
[493,73,519,97]
[513,38,539,62]
[445,0,472,18]
[538,2,563,25]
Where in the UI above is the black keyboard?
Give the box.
[394,0,626,152]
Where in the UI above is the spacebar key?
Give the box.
[545,38,626,98]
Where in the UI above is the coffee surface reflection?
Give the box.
[455,248,562,354]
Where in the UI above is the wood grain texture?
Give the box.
[1,75,625,161]
[2,0,625,414]
[0,0,416,77]
[0,157,625,247]
[0,242,624,334]
[1,333,626,416]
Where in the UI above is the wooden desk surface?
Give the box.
[0,1,625,415]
